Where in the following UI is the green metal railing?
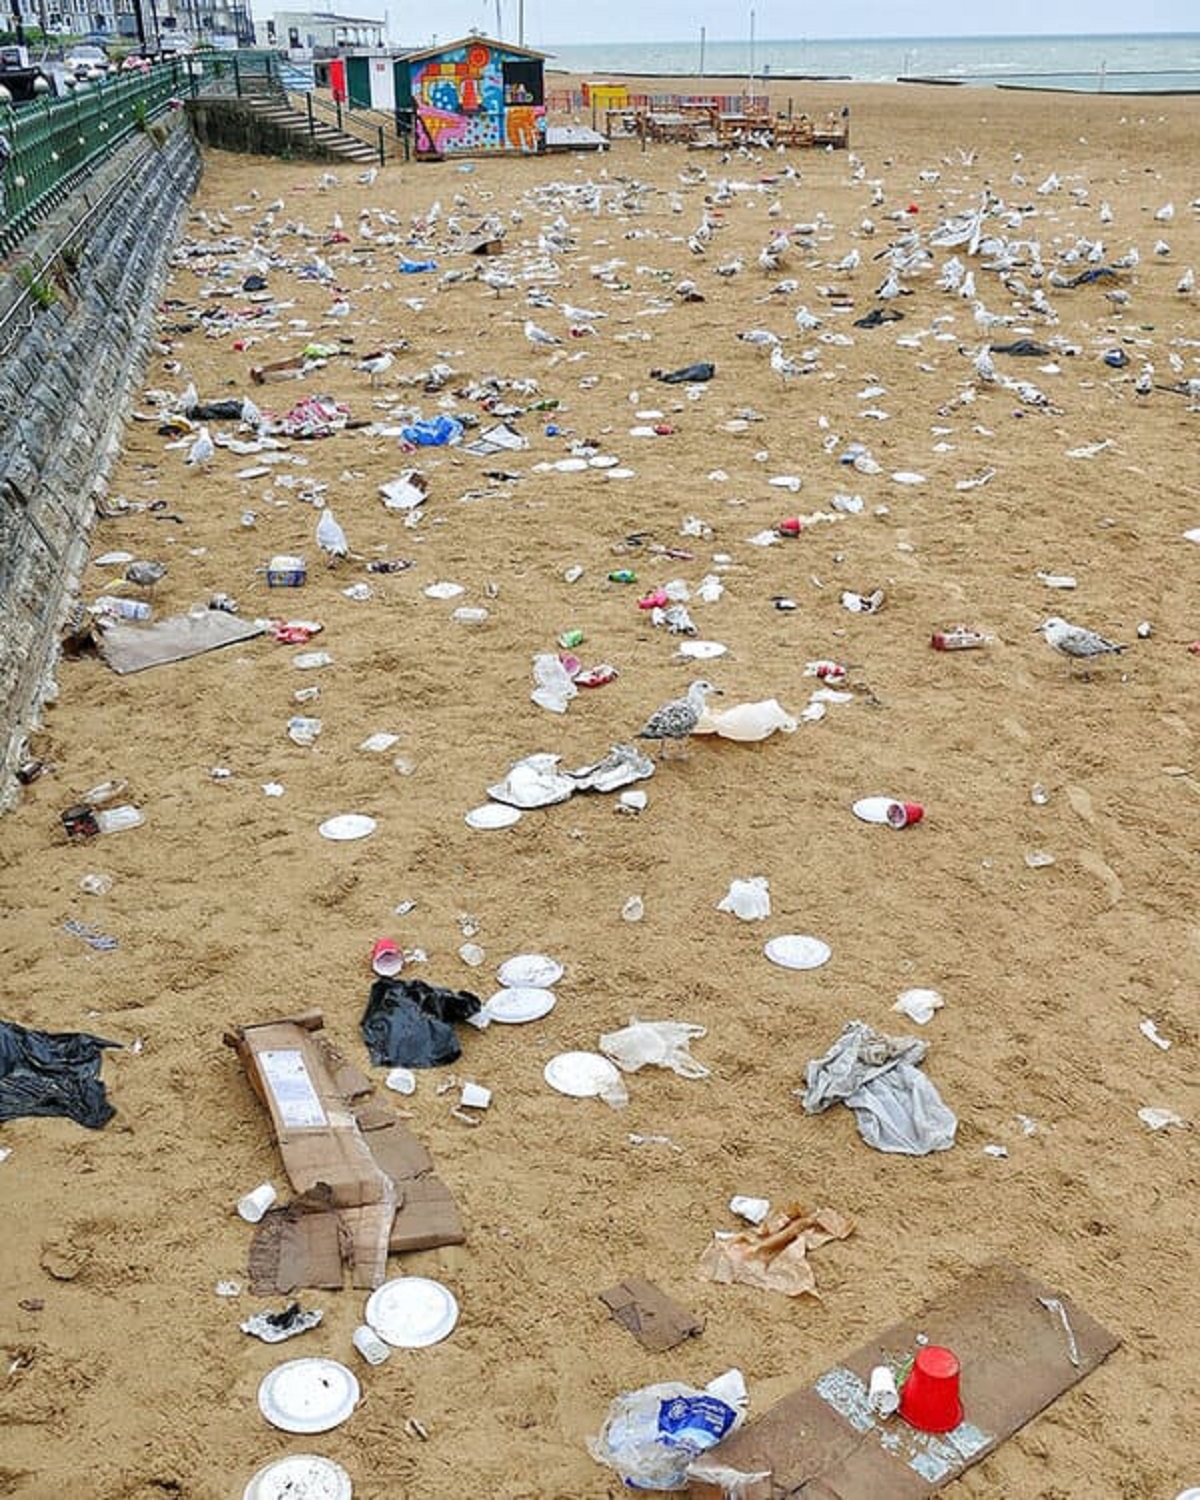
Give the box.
[1,63,184,258]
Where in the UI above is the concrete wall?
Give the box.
[0,118,202,809]
[187,97,349,161]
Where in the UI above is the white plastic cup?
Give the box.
[460,1082,491,1110]
[95,804,144,835]
[353,1324,391,1365]
[868,1364,900,1416]
[236,1182,277,1223]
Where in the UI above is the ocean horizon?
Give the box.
[534,30,1200,92]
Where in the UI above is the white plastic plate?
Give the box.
[257,1359,360,1434]
[243,1454,352,1500]
[318,814,377,841]
[365,1277,459,1348]
[544,1050,621,1098]
[497,953,563,988]
[764,935,832,971]
[484,987,557,1024]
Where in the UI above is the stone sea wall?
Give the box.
[0,118,202,808]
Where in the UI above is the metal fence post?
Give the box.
[306,91,314,136]
[377,124,383,166]
[233,56,241,98]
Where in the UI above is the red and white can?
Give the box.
[931,627,990,650]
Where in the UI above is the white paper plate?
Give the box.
[243,1454,353,1500]
[497,953,564,988]
[365,1277,459,1348]
[424,581,464,599]
[768,475,803,491]
[485,986,557,1024]
[589,454,620,468]
[257,1359,360,1434]
[319,814,377,841]
[605,468,636,480]
[891,471,926,485]
[677,639,727,660]
[852,796,896,825]
[554,457,589,473]
[629,425,658,438]
[544,1050,622,1098]
[465,803,522,830]
[95,550,135,566]
[764,935,832,971]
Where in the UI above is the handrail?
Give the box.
[1,62,184,259]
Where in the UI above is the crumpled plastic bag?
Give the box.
[488,745,655,808]
[0,1020,120,1129]
[400,414,462,447]
[360,978,481,1069]
[717,876,771,921]
[694,699,797,741]
[698,1203,854,1297]
[600,1020,710,1078]
[589,1375,745,1492]
[800,1020,957,1155]
[531,653,577,714]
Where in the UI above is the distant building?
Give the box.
[266,9,383,50]
[31,0,253,48]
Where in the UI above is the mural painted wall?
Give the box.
[410,40,545,157]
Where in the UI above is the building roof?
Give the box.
[280,11,386,25]
[400,33,548,64]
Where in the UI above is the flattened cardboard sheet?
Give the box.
[687,1262,1120,1499]
[599,1277,706,1352]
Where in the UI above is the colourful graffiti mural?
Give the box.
[410,39,545,158]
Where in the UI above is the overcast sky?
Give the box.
[371,1,1196,48]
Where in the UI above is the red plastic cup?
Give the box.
[777,517,803,537]
[899,1345,963,1433]
[370,938,405,978]
[886,801,924,829]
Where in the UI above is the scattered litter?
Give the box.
[1138,1107,1186,1131]
[600,1020,710,1078]
[699,1202,855,1297]
[1139,1019,1171,1051]
[240,1303,324,1344]
[589,1371,746,1492]
[801,1020,958,1155]
[598,1278,705,1352]
[717,876,771,921]
[893,988,944,1025]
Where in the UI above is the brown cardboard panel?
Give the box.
[687,1262,1120,1498]
[248,1195,351,1295]
[599,1277,706,1352]
[227,1016,391,1209]
[388,1175,465,1253]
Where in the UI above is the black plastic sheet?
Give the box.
[0,1021,120,1129]
[360,978,481,1069]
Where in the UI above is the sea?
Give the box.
[541,32,1200,93]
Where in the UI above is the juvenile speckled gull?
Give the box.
[1037,616,1127,674]
[636,680,722,758]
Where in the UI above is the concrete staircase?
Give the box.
[241,97,382,165]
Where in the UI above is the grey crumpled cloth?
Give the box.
[801,1020,957,1155]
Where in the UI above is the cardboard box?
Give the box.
[226,1011,390,1209]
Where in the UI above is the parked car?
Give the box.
[157,33,193,55]
[65,45,109,80]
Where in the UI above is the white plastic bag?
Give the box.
[589,1377,744,1491]
[694,699,797,741]
[717,876,771,921]
[600,1020,710,1079]
[531,653,576,714]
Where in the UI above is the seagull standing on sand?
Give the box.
[355,349,394,387]
[316,507,349,566]
[636,680,722,759]
[1037,616,1127,677]
[186,426,214,468]
[524,318,562,349]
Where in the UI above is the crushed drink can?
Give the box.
[62,804,100,840]
[931,627,991,651]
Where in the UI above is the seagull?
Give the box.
[524,319,562,348]
[355,349,394,386]
[636,680,722,759]
[770,343,806,384]
[124,560,167,588]
[316,507,349,565]
[186,426,214,467]
[1037,616,1127,677]
[240,396,263,428]
[1177,267,1195,294]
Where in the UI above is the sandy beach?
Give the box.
[1,75,1198,1498]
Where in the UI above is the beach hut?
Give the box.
[396,34,548,159]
